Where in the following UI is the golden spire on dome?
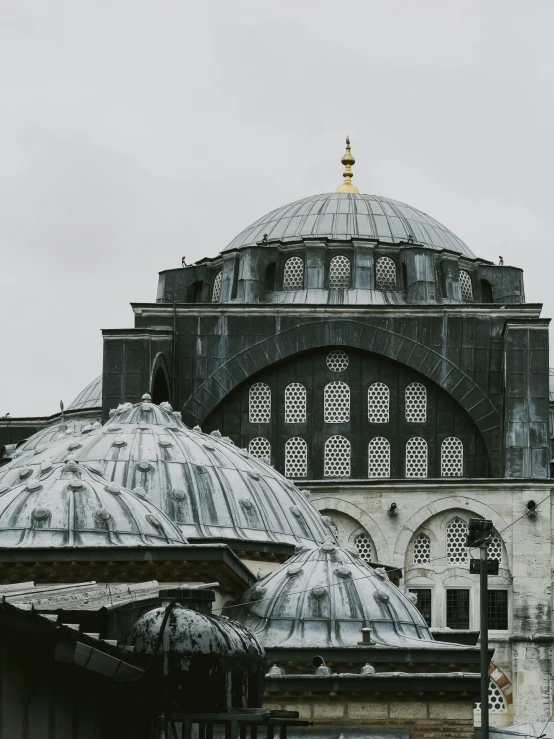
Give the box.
[336,135,359,193]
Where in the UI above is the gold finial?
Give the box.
[336,135,359,193]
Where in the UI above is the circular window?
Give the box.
[326,350,349,372]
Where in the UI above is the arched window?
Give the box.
[326,350,349,372]
[329,255,351,289]
[354,532,374,562]
[446,517,468,564]
[368,437,390,478]
[480,278,493,303]
[488,533,502,564]
[376,256,396,290]
[412,533,431,564]
[368,382,389,423]
[285,437,307,478]
[475,679,507,714]
[405,382,426,423]
[405,437,427,478]
[324,382,350,423]
[265,262,276,292]
[441,437,463,477]
[324,435,351,478]
[284,383,307,424]
[249,383,271,423]
[328,519,339,540]
[212,271,223,302]
[283,256,304,291]
[459,270,474,303]
[248,437,271,464]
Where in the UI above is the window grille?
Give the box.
[368,382,389,423]
[409,589,432,626]
[446,517,469,564]
[326,350,349,372]
[329,519,339,540]
[212,271,223,302]
[248,437,271,464]
[405,437,427,478]
[441,437,463,476]
[284,437,307,478]
[324,381,350,423]
[488,590,508,630]
[368,437,390,478]
[488,533,502,564]
[405,382,426,423]
[283,256,304,291]
[249,383,271,423]
[284,383,307,423]
[324,435,351,478]
[475,680,507,713]
[376,256,396,290]
[329,255,351,289]
[354,532,374,562]
[446,588,470,629]
[459,270,474,303]
[412,533,431,564]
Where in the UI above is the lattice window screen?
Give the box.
[285,437,307,478]
[489,534,502,564]
[475,680,507,713]
[376,256,396,290]
[324,382,350,423]
[354,532,374,562]
[285,383,307,423]
[446,517,469,564]
[248,437,271,464]
[329,519,339,540]
[459,270,474,303]
[405,437,427,478]
[326,350,349,372]
[441,437,463,476]
[249,383,271,423]
[324,435,351,478]
[212,271,223,302]
[329,255,351,289]
[405,382,427,423]
[413,533,431,564]
[283,256,304,290]
[368,437,390,478]
[368,382,389,423]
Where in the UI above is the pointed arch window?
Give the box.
[368,382,389,423]
[405,437,427,478]
[248,437,271,464]
[368,437,390,478]
[354,532,374,562]
[212,271,223,302]
[324,381,350,423]
[446,517,469,564]
[459,270,474,303]
[285,437,307,478]
[249,383,271,423]
[441,437,463,476]
[285,383,307,424]
[376,256,396,290]
[283,256,304,291]
[329,255,351,289]
[324,435,351,478]
[412,533,431,564]
[405,382,426,423]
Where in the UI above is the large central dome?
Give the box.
[224,192,475,258]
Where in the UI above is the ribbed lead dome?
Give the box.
[224,192,475,258]
[0,398,330,549]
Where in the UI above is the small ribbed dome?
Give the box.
[0,459,186,547]
[224,192,475,258]
[232,541,455,649]
[9,419,102,458]
[0,397,330,549]
[67,375,102,410]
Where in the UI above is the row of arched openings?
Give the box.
[412,518,502,565]
[248,434,464,478]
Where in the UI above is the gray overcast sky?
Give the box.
[1,1,553,416]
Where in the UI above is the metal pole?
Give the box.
[480,543,489,739]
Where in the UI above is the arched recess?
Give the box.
[312,496,390,564]
[150,353,171,405]
[393,495,511,571]
[182,319,500,474]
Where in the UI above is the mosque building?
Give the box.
[0,138,552,737]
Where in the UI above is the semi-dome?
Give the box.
[224,192,475,258]
[231,541,463,650]
[67,375,102,411]
[0,458,186,547]
[0,396,330,549]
